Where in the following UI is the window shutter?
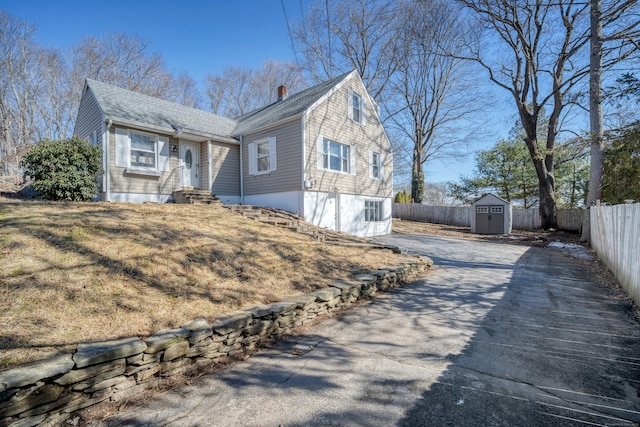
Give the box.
[269,137,277,172]
[115,128,129,167]
[347,89,354,121]
[379,153,384,180]
[368,150,374,178]
[316,135,325,170]
[248,142,256,175]
[361,97,367,126]
[350,146,356,175]
[158,136,169,171]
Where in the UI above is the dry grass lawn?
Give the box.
[0,198,409,369]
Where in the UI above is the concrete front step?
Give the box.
[172,190,222,205]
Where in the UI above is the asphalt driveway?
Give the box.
[96,234,640,426]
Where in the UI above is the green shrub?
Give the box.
[394,190,412,203]
[21,136,103,201]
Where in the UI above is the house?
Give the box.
[74,70,393,237]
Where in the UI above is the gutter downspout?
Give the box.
[208,140,212,194]
[239,135,244,204]
[300,114,306,217]
[105,119,113,202]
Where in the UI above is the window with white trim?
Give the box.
[491,206,503,214]
[115,128,169,175]
[248,137,277,175]
[370,150,382,179]
[130,131,157,169]
[365,200,383,222]
[477,206,488,213]
[348,88,366,125]
[321,138,351,173]
[257,140,270,172]
[352,92,361,123]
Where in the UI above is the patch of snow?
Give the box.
[548,240,593,260]
[548,241,583,250]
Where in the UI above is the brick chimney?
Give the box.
[277,85,289,101]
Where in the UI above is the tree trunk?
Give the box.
[538,178,558,230]
[520,114,559,229]
[581,0,603,242]
[411,146,425,203]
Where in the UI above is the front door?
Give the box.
[180,142,199,188]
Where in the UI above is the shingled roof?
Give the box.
[85,70,356,139]
[232,70,354,135]
[86,79,237,140]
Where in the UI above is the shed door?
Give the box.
[488,206,504,234]
[476,205,504,234]
[476,206,490,234]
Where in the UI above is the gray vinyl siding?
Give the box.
[242,118,302,195]
[305,77,392,198]
[74,87,103,148]
[210,141,240,196]
[108,126,179,195]
[74,87,105,194]
[199,141,208,190]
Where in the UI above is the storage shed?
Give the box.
[470,193,512,234]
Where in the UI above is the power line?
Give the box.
[281,0,301,69]
[325,0,332,75]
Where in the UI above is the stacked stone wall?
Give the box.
[0,258,431,426]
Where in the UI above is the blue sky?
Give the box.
[0,0,504,184]
[0,0,307,83]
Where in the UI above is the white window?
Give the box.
[365,200,383,222]
[321,138,352,174]
[115,128,169,174]
[130,132,157,169]
[348,88,366,125]
[369,150,383,179]
[248,137,277,175]
[477,206,489,213]
[491,206,504,214]
[257,140,270,172]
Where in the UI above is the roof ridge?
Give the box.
[85,78,234,122]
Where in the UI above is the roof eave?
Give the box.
[232,113,303,138]
[104,116,238,144]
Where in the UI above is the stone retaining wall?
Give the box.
[0,258,431,427]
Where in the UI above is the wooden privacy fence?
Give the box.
[392,204,470,226]
[590,203,640,306]
[511,208,583,232]
[392,203,583,232]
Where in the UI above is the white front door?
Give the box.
[180,142,199,188]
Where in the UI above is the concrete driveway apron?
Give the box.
[98,234,640,427]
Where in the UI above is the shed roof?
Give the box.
[472,193,511,205]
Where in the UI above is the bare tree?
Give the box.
[388,0,482,203]
[293,0,399,102]
[582,0,640,241]
[0,11,42,176]
[457,0,639,230]
[167,72,203,109]
[69,33,175,102]
[205,61,306,117]
[34,49,75,141]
